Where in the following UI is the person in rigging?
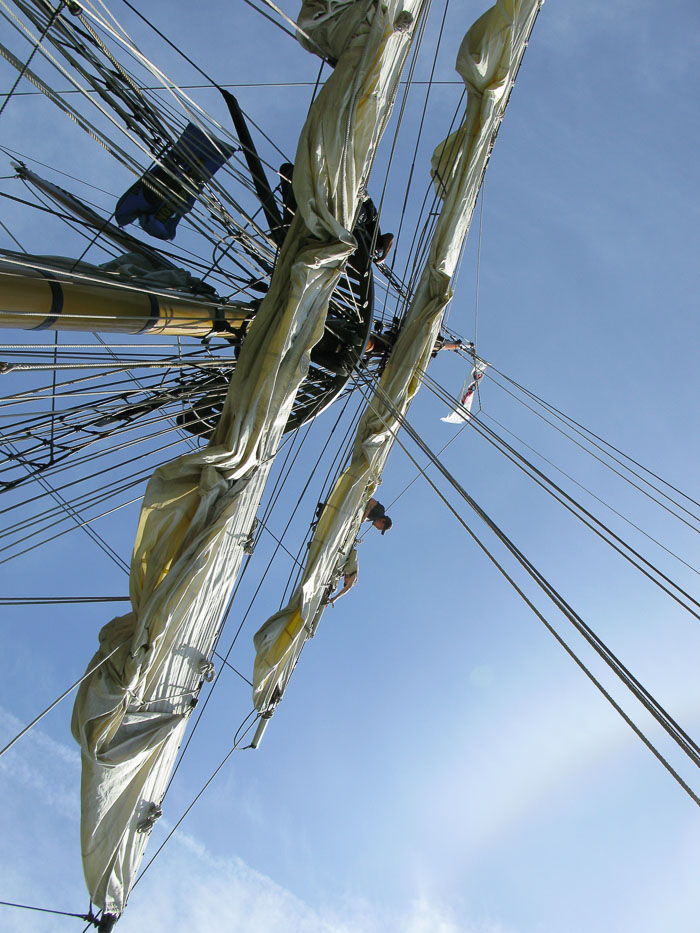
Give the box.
[325,547,358,607]
[364,326,470,363]
[363,497,392,535]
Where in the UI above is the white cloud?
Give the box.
[120,841,511,933]
[0,707,80,821]
[0,707,509,933]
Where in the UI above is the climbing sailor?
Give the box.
[363,497,392,535]
[326,547,359,606]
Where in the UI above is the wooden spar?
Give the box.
[13,163,183,271]
[0,260,251,337]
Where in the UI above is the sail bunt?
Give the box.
[71,0,424,923]
[252,0,543,729]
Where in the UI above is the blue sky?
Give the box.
[1,1,699,931]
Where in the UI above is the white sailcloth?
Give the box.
[71,0,423,916]
[252,0,543,718]
[441,359,488,423]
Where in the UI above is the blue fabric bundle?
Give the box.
[115,123,235,240]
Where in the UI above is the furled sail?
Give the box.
[252,0,543,725]
[71,0,424,921]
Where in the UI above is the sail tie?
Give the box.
[136,802,163,834]
[242,518,258,554]
[199,658,216,682]
[393,10,414,32]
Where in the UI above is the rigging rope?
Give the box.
[0,0,65,118]
[387,0,450,278]
[0,899,98,923]
[355,371,700,771]
[471,181,485,353]
[1,440,130,571]
[352,374,700,802]
[488,365,700,523]
[0,595,128,603]
[115,0,291,162]
[0,642,122,761]
[1,79,465,97]
[479,408,700,578]
[421,369,700,618]
[132,711,259,892]
[163,392,363,794]
[241,0,331,63]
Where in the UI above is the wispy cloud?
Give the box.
[0,706,509,933]
[122,839,511,933]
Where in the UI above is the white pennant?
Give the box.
[441,359,488,423]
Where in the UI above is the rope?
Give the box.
[4,358,237,371]
[421,353,700,544]
[212,650,252,687]
[472,181,485,352]
[0,0,65,118]
[168,396,359,779]
[1,441,130,572]
[3,8,274,253]
[0,642,121,761]
[387,0,449,274]
[357,420,470,540]
[488,366,700,523]
[0,899,98,923]
[480,409,700,578]
[240,0,331,63]
[279,394,365,605]
[115,0,290,162]
[0,595,128,604]
[257,519,305,567]
[352,375,700,803]
[132,711,259,892]
[162,392,362,795]
[1,79,465,97]
[422,370,700,617]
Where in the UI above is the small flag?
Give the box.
[441,359,488,423]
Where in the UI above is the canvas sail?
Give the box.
[71,0,424,917]
[252,0,543,721]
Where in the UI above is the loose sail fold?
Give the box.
[252,0,543,726]
[71,0,423,920]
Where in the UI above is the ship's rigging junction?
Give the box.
[0,0,698,930]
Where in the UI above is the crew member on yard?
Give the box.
[363,497,392,535]
[326,547,358,606]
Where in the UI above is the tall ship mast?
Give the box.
[0,1,698,931]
